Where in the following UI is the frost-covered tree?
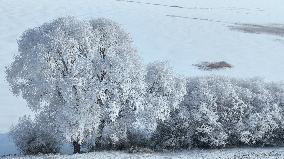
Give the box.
[6,17,145,153]
[9,116,60,155]
[87,18,146,150]
[182,77,228,148]
[136,61,186,138]
[93,61,187,150]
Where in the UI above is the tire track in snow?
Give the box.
[115,0,264,12]
[166,14,234,25]
[115,0,263,26]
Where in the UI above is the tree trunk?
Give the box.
[73,141,81,154]
[95,119,106,150]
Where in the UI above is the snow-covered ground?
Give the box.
[0,134,17,156]
[1,0,284,157]
[2,148,284,159]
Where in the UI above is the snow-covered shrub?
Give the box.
[98,120,132,150]
[151,110,193,150]
[233,79,284,146]
[9,116,60,155]
[92,118,151,151]
[126,128,152,149]
[181,76,284,148]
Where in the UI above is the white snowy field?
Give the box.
[2,148,284,159]
[1,0,284,157]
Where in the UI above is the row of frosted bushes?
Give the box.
[10,76,284,154]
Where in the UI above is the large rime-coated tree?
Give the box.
[6,17,145,153]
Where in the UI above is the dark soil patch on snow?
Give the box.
[230,24,284,37]
[193,61,233,71]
